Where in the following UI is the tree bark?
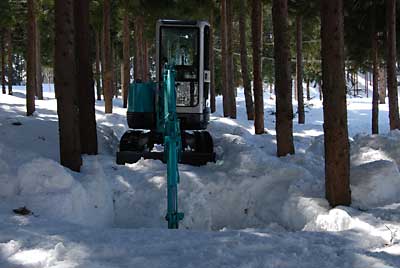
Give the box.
[95,30,102,100]
[122,11,130,108]
[273,0,295,156]
[251,0,264,134]
[221,0,231,117]
[103,0,113,113]
[306,79,311,100]
[26,0,36,115]
[74,0,98,155]
[379,65,386,104]
[318,81,322,100]
[1,35,5,94]
[134,16,145,82]
[372,3,379,135]
[210,11,216,113]
[35,17,43,100]
[321,0,351,206]
[239,0,254,120]
[143,39,149,82]
[7,30,12,95]
[296,15,305,124]
[386,0,400,129]
[101,28,106,100]
[226,0,236,119]
[55,0,82,172]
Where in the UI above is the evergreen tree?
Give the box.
[26,0,36,116]
[75,0,98,155]
[239,0,254,120]
[273,0,295,156]
[321,0,351,206]
[386,0,400,130]
[251,0,264,134]
[54,0,82,171]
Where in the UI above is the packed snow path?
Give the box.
[0,85,399,267]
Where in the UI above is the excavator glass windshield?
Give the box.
[160,27,199,107]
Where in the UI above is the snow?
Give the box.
[0,77,400,267]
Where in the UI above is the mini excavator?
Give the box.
[116,20,215,228]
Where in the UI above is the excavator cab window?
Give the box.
[160,27,199,107]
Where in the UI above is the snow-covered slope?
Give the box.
[0,87,399,268]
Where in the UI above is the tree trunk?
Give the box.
[239,0,254,120]
[372,4,379,135]
[321,0,351,206]
[306,79,311,100]
[365,72,368,97]
[210,11,216,113]
[7,30,12,95]
[101,28,106,100]
[386,0,400,129]
[35,17,43,100]
[103,0,113,113]
[273,0,295,156]
[55,0,82,172]
[74,0,98,155]
[318,81,322,100]
[111,43,117,97]
[95,30,102,100]
[143,39,148,82]
[134,16,145,82]
[226,0,236,118]
[1,35,5,94]
[26,0,36,116]
[122,11,130,108]
[221,0,231,117]
[379,65,386,104]
[296,15,305,124]
[251,0,264,134]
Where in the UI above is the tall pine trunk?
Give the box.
[386,0,400,129]
[35,17,43,100]
[221,0,231,117]
[209,11,216,113]
[122,10,130,108]
[74,0,98,155]
[372,3,379,135]
[379,65,386,104]
[95,30,102,101]
[143,39,149,81]
[226,0,236,118]
[296,15,305,124]
[134,16,146,82]
[239,0,254,120]
[1,35,5,94]
[273,0,295,156]
[26,0,36,115]
[103,0,113,113]
[55,0,82,172]
[251,0,264,134]
[321,0,351,206]
[7,30,12,95]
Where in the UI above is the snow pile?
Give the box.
[1,88,400,267]
[350,131,400,209]
[351,160,400,209]
[0,144,114,227]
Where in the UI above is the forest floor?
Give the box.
[0,82,399,267]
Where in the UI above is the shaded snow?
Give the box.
[0,82,399,267]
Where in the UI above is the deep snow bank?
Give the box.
[0,143,114,227]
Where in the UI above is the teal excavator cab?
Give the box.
[117,20,215,166]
